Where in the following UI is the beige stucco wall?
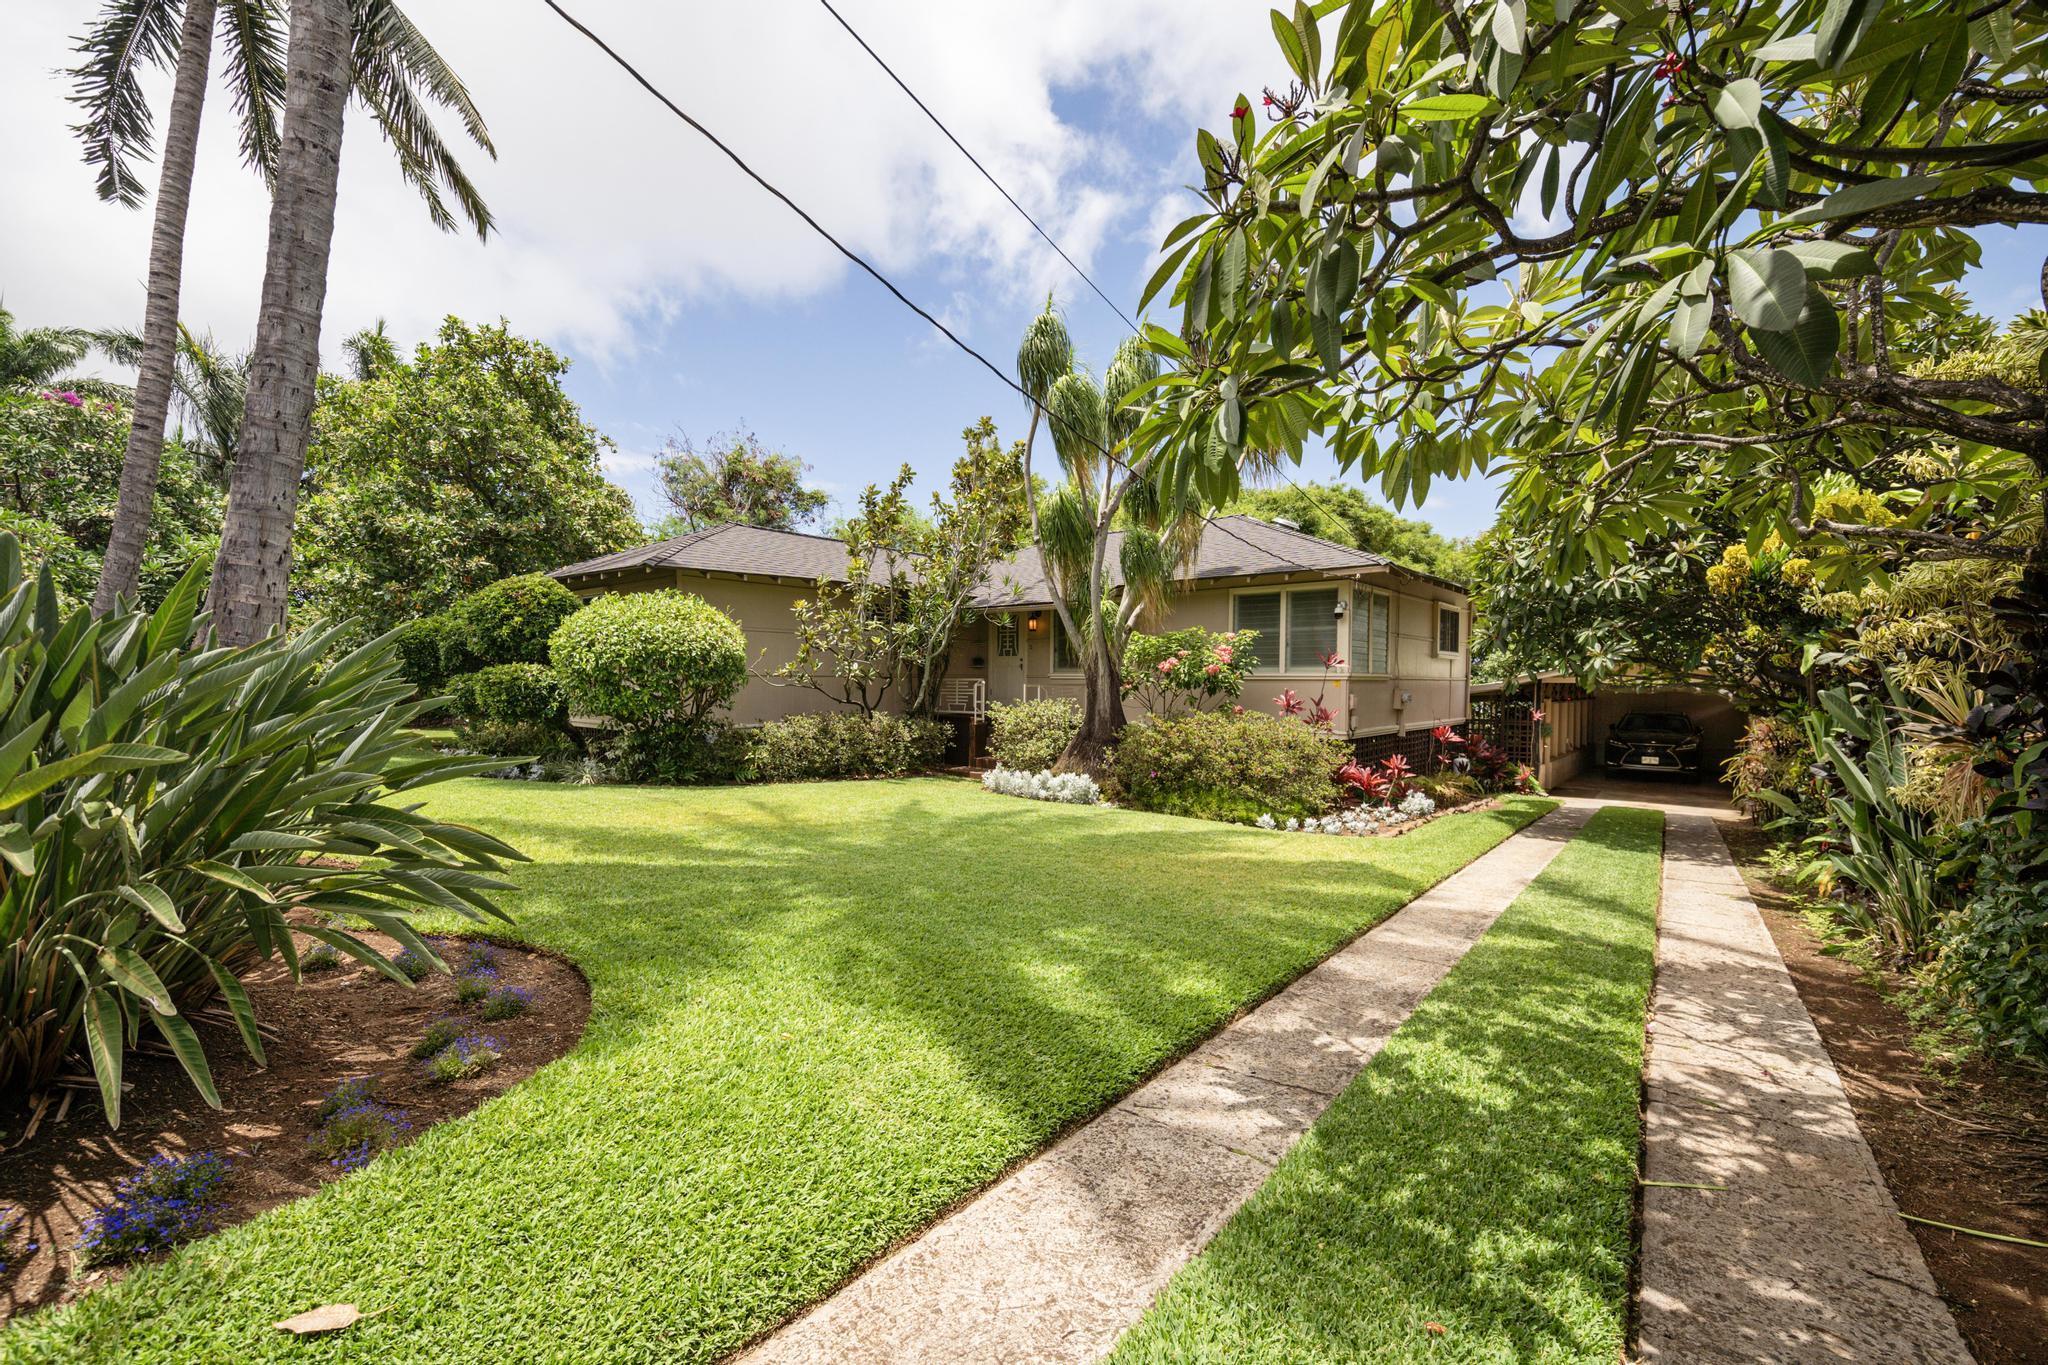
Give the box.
[571,567,1470,739]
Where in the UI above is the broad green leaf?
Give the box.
[0,742,185,811]
[1778,174,1941,226]
[1670,294,1712,358]
[1782,240,1877,278]
[1401,93,1497,121]
[1728,247,1807,331]
[1816,0,1881,69]
[82,989,125,1129]
[101,944,175,1014]
[0,821,33,875]
[206,959,267,1067]
[118,881,185,933]
[1749,283,1841,386]
[151,1009,221,1109]
[1364,15,1404,89]
[1711,78,1762,132]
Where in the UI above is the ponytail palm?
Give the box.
[1014,305,1199,772]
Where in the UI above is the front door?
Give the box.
[989,617,1027,704]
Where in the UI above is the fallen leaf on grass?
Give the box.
[274,1304,379,1335]
[1424,1321,1446,1336]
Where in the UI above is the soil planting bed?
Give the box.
[0,928,588,1324]
[1726,825,2048,1365]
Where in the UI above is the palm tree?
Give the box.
[95,323,249,482]
[0,307,94,391]
[1016,304,1196,772]
[207,0,495,643]
[72,0,284,615]
[71,0,493,621]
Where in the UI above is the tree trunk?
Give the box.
[1057,645,1127,774]
[93,0,217,616]
[206,0,349,645]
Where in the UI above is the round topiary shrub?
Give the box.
[459,662,567,727]
[548,589,748,728]
[1105,711,1348,823]
[394,613,464,694]
[452,574,584,667]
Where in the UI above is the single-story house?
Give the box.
[548,514,1471,755]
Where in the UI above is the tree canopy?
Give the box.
[1227,480,1473,580]
[1139,0,2048,672]
[652,428,830,537]
[293,318,638,637]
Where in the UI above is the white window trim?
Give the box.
[1229,584,1354,677]
[1435,603,1463,657]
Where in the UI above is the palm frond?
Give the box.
[350,0,495,238]
[0,309,94,389]
[66,0,184,207]
[217,0,287,183]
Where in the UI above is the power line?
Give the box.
[538,0,1050,422]
[814,0,1142,336]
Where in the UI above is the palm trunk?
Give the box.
[93,0,217,617]
[206,0,349,645]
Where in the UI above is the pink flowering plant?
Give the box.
[1275,651,1344,731]
[1121,628,1257,719]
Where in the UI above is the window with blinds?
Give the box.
[1364,591,1391,675]
[1438,605,1462,654]
[1286,588,1341,671]
[1232,592,1282,671]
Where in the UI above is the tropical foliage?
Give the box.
[293,319,638,638]
[1106,710,1349,823]
[652,428,830,537]
[1227,482,1472,582]
[0,542,524,1126]
[986,697,1083,773]
[781,419,1027,716]
[1121,627,1257,717]
[742,713,949,783]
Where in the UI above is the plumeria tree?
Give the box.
[1138,0,2048,689]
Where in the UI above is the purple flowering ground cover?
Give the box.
[3,779,1550,1363]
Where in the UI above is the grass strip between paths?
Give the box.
[4,781,1552,1363]
[1110,804,1666,1364]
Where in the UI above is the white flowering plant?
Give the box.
[982,765,1102,805]
[1256,790,1435,837]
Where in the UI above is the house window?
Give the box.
[1438,605,1462,655]
[1234,586,1359,673]
[1053,616,1081,673]
[1231,592,1282,671]
[1364,590,1390,675]
[1286,588,1341,671]
[996,619,1019,657]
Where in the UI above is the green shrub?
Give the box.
[463,719,580,761]
[745,713,949,783]
[0,543,524,1127]
[549,590,748,729]
[1409,770,1483,806]
[451,573,583,667]
[597,719,749,784]
[394,613,463,694]
[987,697,1082,771]
[1725,714,1822,830]
[1106,711,1346,822]
[1936,839,2048,1061]
[1120,628,1257,717]
[458,662,567,728]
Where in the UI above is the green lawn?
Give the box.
[1110,804,1665,1364]
[5,779,1550,1363]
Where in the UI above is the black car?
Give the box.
[1605,710,1703,776]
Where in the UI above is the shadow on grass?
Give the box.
[1113,807,1663,1364]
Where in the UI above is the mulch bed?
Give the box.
[1725,825,2048,1365]
[0,928,589,1326]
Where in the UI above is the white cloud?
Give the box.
[2,0,1280,365]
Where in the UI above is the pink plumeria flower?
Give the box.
[1157,659,1174,674]
[1214,644,1233,662]
[1204,663,1221,676]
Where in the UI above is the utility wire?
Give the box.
[814,0,1142,336]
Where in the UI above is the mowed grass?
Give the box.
[1110,804,1665,1364]
[5,779,1551,1363]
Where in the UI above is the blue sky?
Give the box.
[5,0,2044,544]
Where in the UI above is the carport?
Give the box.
[1468,674,1746,791]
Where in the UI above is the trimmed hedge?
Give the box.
[454,663,567,728]
[453,573,584,668]
[745,713,949,783]
[1107,712,1347,823]
[395,613,465,694]
[988,697,1082,772]
[548,590,749,728]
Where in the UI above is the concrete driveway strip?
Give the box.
[742,802,1594,1365]
[1636,812,1973,1364]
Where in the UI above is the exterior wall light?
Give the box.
[1026,612,1042,632]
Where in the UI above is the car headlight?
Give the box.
[1677,737,1700,750]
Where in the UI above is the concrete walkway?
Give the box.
[1636,812,1972,1363]
[743,804,1595,1365]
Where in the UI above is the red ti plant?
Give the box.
[1334,760,1389,804]
[1276,652,1344,732]
[1380,752,1412,799]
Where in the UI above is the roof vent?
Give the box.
[1271,516,1301,530]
